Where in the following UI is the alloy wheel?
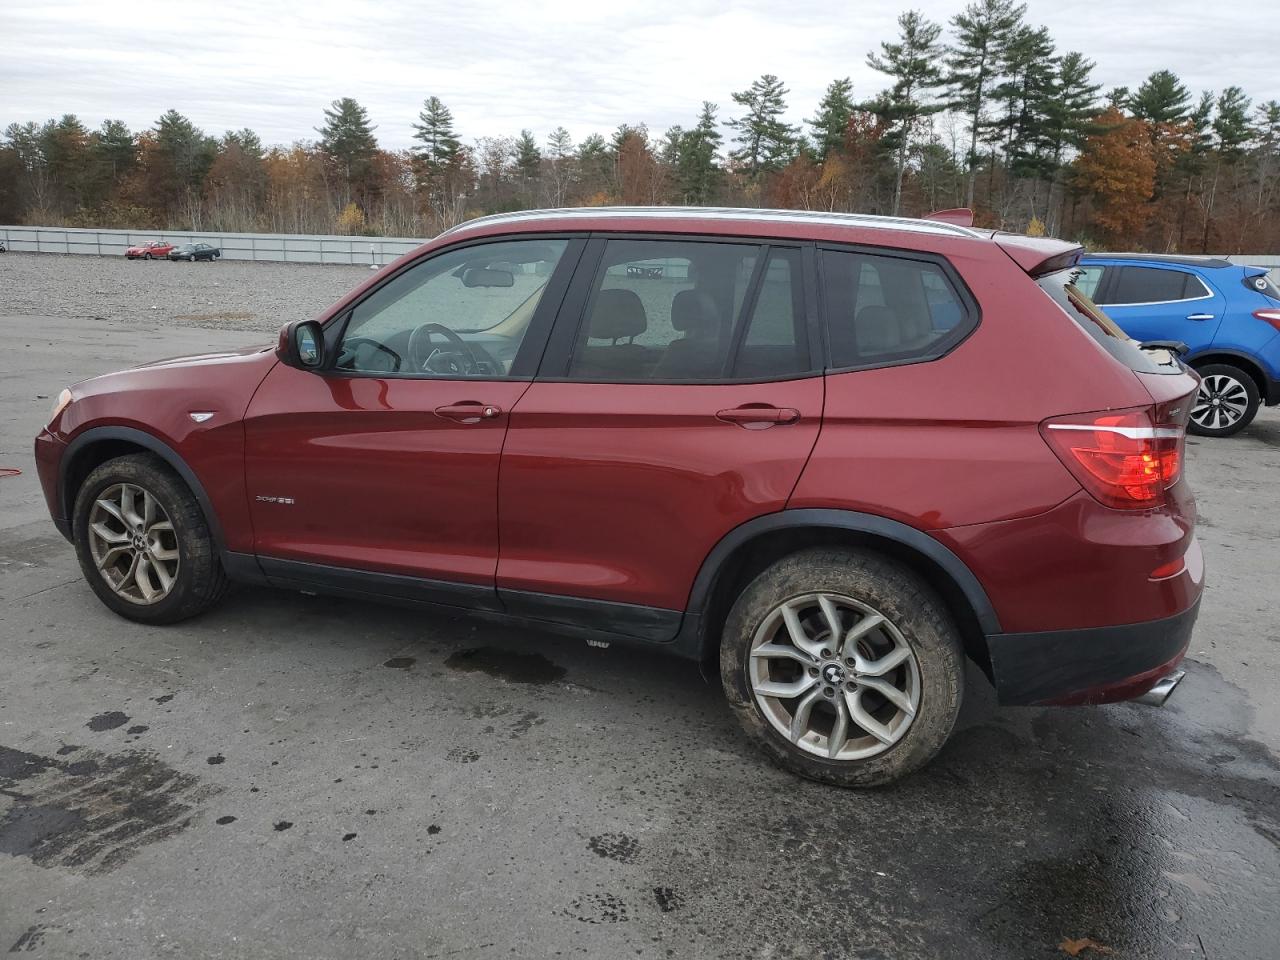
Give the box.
[87,482,180,604]
[1190,374,1249,431]
[749,593,921,761]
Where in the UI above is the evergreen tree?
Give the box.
[94,119,136,180]
[807,77,856,159]
[988,24,1056,171]
[679,101,723,204]
[728,74,798,177]
[317,97,378,202]
[1130,70,1191,124]
[546,127,573,159]
[1214,86,1253,160]
[1105,87,1131,110]
[514,129,542,180]
[946,0,1025,206]
[867,11,945,214]
[1044,52,1100,163]
[412,96,461,170]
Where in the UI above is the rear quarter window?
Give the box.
[821,249,975,369]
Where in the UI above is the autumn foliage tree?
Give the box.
[1071,108,1157,246]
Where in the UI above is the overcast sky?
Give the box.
[3,0,1277,151]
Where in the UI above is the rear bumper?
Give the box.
[986,598,1199,705]
[1264,372,1280,406]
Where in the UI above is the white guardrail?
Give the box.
[1,224,1277,278]
[0,225,424,265]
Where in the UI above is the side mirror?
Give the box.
[277,319,326,369]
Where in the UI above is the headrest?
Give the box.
[589,288,647,340]
[671,289,719,334]
[856,305,902,353]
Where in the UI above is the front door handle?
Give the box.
[716,405,801,429]
[434,401,502,424]
[1186,313,1214,321]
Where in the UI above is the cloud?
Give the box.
[2,0,1276,150]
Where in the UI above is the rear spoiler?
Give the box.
[992,233,1083,278]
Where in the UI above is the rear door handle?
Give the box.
[1186,313,1214,321]
[434,401,502,423]
[715,405,801,429]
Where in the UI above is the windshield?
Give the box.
[1036,267,1178,374]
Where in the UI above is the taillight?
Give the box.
[1254,308,1280,333]
[1040,407,1184,509]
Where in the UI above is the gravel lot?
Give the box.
[1,252,1279,959]
[0,252,373,331]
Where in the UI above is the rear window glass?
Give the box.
[1244,272,1280,301]
[1103,266,1206,304]
[1037,269,1176,374]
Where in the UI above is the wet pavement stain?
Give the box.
[7,924,48,953]
[273,821,293,831]
[152,694,174,704]
[444,646,566,685]
[382,656,416,669]
[206,754,226,765]
[126,725,148,735]
[215,816,236,825]
[85,711,129,731]
[652,886,683,913]
[54,746,78,756]
[588,832,640,864]
[562,892,630,924]
[446,747,479,764]
[342,832,357,842]
[0,743,211,875]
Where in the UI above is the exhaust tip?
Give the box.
[1136,670,1185,707]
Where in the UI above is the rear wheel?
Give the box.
[73,454,229,624]
[720,548,964,787]
[1189,363,1259,437]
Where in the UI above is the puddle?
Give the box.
[443,646,566,685]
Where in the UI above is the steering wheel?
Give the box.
[407,323,479,375]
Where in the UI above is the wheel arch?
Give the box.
[676,509,1000,679]
[1185,350,1267,397]
[61,426,226,552]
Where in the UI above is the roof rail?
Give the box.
[439,206,983,240]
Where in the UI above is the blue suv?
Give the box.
[1078,254,1280,436]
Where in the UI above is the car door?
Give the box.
[495,236,823,638]
[1093,263,1225,347]
[242,236,582,603]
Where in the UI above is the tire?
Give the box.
[143,253,152,260]
[1189,363,1259,437]
[720,547,964,787]
[72,453,229,625]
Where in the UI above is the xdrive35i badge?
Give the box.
[255,495,296,505]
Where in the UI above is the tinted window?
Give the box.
[565,240,808,381]
[335,238,567,376]
[1036,268,1172,374]
[821,250,971,367]
[1073,265,1105,299]
[1103,266,1204,304]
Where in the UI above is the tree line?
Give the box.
[3,0,1279,252]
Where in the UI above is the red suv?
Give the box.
[34,208,1204,786]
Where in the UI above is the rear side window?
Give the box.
[1102,266,1208,304]
[565,239,810,382]
[821,249,973,368]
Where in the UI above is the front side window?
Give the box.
[1102,266,1207,305]
[335,238,568,376]
[565,239,808,382]
[822,250,972,368]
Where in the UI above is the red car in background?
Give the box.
[125,240,175,260]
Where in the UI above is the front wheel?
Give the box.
[720,548,963,787]
[143,252,152,260]
[72,453,229,624]
[1189,363,1259,437]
